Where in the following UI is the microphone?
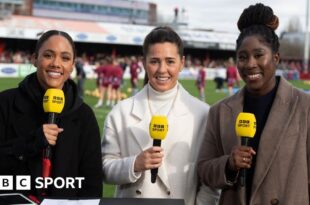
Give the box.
[149,116,168,183]
[42,89,65,179]
[235,112,256,186]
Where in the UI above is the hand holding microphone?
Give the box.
[42,124,63,146]
[42,89,65,179]
[134,146,164,172]
[134,116,168,183]
[232,112,256,186]
[149,116,168,183]
[42,89,65,146]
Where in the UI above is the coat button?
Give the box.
[270,198,279,205]
[167,190,171,195]
[136,190,141,195]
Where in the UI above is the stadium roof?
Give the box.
[0,15,237,50]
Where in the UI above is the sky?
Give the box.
[141,0,309,34]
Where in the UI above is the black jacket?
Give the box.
[0,73,102,198]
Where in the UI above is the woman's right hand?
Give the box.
[228,146,256,171]
[42,124,63,146]
[134,147,164,172]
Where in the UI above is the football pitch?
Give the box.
[0,77,309,196]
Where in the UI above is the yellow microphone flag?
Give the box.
[235,112,256,138]
[149,116,168,140]
[43,89,65,113]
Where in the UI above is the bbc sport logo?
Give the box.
[0,176,84,190]
[0,176,13,190]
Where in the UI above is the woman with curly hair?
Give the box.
[198,3,310,205]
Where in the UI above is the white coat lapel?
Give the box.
[225,88,249,202]
[225,88,245,149]
[129,86,153,151]
[156,85,190,191]
[170,85,190,117]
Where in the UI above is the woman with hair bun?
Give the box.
[197,3,310,205]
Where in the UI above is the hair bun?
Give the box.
[266,15,279,31]
[237,3,279,32]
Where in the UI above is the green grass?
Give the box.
[0,77,309,197]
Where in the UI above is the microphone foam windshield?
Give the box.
[149,116,168,140]
[235,112,256,138]
[43,89,65,113]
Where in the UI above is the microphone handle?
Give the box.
[240,137,249,187]
[44,146,52,159]
[153,139,161,147]
[44,113,56,159]
[48,113,56,124]
[42,112,56,182]
[151,139,162,183]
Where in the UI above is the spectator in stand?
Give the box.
[75,57,86,99]
[12,51,24,64]
[196,63,206,101]
[129,56,142,96]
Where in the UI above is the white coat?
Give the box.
[102,83,219,205]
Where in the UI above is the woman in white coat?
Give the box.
[102,26,219,205]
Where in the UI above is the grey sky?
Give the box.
[142,0,308,34]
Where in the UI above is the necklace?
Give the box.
[147,84,179,117]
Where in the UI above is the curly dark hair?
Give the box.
[236,3,280,53]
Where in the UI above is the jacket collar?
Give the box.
[224,76,294,127]
[131,85,149,120]
[225,86,245,120]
